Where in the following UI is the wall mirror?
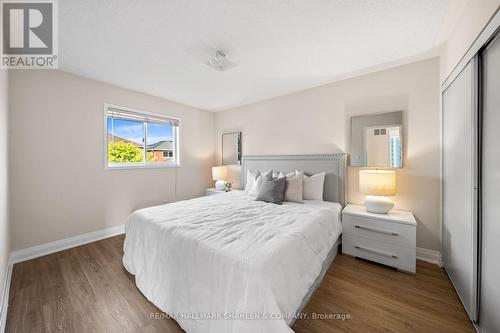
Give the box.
[351,111,403,168]
[222,132,241,165]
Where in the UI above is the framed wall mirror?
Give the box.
[351,111,403,168]
[222,132,241,165]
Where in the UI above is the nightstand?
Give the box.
[205,188,225,196]
[205,188,243,196]
[342,204,416,274]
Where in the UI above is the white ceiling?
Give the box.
[59,0,449,111]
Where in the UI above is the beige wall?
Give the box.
[440,0,499,82]
[9,70,215,250]
[215,58,441,251]
[0,70,9,294]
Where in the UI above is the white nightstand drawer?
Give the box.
[342,234,416,273]
[342,214,416,249]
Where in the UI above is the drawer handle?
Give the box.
[355,225,399,236]
[354,245,398,259]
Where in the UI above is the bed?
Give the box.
[123,154,347,333]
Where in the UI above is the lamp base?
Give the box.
[364,195,394,214]
[214,180,226,191]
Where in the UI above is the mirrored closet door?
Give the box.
[442,59,478,321]
[443,23,500,332]
[478,31,500,332]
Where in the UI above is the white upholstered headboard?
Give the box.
[241,154,348,206]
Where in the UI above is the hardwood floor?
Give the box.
[6,235,474,333]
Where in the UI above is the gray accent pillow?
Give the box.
[255,177,286,204]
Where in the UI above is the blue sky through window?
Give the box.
[107,118,173,145]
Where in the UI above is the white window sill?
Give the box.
[105,163,181,170]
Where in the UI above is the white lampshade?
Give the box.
[212,166,228,181]
[359,170,397,196]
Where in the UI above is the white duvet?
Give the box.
[123,191,342,333]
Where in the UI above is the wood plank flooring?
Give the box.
[6,235,474,333]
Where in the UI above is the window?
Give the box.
[388,127,401,168]
[390,137,401,168]
[105,104,180,168]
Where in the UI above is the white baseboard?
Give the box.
[0,262,13,333]
[10,224,125,264]
[417,247,443,267]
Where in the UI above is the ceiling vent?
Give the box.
[205,50,237,72]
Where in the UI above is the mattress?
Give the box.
[123,191,342,333]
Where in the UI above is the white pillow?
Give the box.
[272,170,294,179]
[298,171,326,200]
[276,171,287,179]
[246,170,272,196]
[245,170,259,193]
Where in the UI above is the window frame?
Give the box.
[103,103,181,170]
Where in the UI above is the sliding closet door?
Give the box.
[479,34,500,332]
[442,60,477,320]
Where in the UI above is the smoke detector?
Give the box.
[205,50,237,72]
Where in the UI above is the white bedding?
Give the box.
[123,191,342,333]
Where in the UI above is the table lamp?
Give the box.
[359,170,397,214]
[212,166,228,191]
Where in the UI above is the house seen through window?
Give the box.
[105,105,180,168]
